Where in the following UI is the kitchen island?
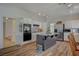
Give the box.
[36,33,59,51]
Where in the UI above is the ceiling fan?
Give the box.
[58,3,73,8]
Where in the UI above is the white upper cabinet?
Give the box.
[65,20,79,29]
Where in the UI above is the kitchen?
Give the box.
[0,3,79,56]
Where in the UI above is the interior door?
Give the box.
[3,17,16,48]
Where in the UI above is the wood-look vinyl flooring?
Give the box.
[0,41,72,56]
[4,38,16,48]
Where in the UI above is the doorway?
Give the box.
[3,17,16,48]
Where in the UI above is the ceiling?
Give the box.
[0,3,79,22]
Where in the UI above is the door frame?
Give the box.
[3,17,16,48]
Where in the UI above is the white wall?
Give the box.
[0,17,3,48]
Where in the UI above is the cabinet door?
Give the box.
[65,23,72,29]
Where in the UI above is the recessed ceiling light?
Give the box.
[38,13,41,16]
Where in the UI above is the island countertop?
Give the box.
[37,33,59,36]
